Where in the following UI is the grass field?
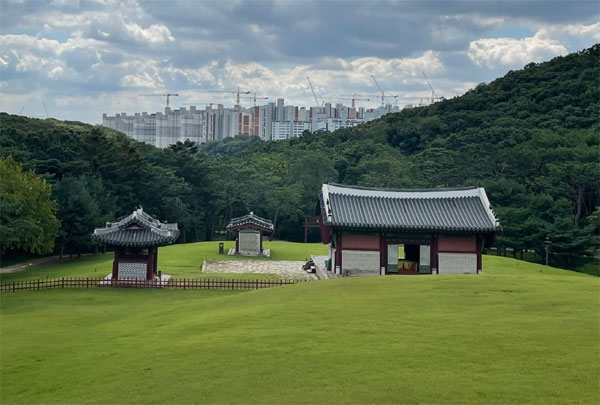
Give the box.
[0,241,327,282]
[1,243,598,404]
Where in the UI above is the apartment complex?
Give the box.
[102,99,401,148]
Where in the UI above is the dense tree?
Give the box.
[0,156,60,255]
[53,175,115,259]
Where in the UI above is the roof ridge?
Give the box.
[327,182,480,193]
[348,194,479,200]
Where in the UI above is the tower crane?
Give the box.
[42,101,49,118]
[140,93,179,107]
[341,93,398,105]
[205,87,250,108]
[306,77,322,106]
[422,72,435,104]
[181,102,215,108]
[370,75,389,106]
[337,95,371,108]
[238,93,269,106]
[421,72,445,104]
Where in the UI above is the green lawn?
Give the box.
[0,241,328,282]
[1,250,598,404]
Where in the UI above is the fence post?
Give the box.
[12,282,15,293]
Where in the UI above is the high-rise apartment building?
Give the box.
[102,98,401,148]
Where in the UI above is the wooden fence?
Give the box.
[0,277,308,293]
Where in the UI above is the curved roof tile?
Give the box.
[319,183,500,233]
[91,208,180,247]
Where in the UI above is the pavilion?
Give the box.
[317,183,501,276]
[91,207,179,280]
[227,212,273,256]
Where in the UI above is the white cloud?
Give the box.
[351,51,445,77]
[121,71,162,88]
[536,21,600,43]
[468,21,599,68]
[468,33,567,68]
[441,14,506,28]
[123,22,174,44]
[1,1,597,124]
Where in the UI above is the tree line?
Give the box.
[1,45,598,272]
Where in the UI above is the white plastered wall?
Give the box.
[438,253,477,274]
[342,250,380,276]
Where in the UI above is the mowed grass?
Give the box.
[0,241,327,282]
[1,252,598,404]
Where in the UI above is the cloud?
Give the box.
[468,34,567,68]
[468,21,598,68]
[121,71,162,88]
[0,0,598,124]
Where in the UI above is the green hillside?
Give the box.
[1,254,598,404]
[0,241,327,282]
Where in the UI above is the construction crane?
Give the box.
[337,95,371,108]
[421,72,435,104]
[181,102,214,108]
[42,101,49,118]
[370,75,389,106]
[205,87,250,108]
[341,92,397,106]
[239,93,269,106]
[306,77,322,106]
[140,93,179,107]
[421,72,445,104]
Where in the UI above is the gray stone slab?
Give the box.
[203,260,316,280]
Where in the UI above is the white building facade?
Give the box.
[102,98,404,148]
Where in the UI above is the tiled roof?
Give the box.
[319,184,500,233]
[227,212,274,231]
[91,208,180,247]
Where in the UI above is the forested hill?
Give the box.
[218,45,598,269]
[1,45,598,271]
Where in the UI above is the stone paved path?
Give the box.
[203,260,316,280]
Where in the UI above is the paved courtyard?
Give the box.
[203,260,317,279]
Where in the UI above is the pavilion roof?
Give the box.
[319,183,500,233]
[227,212,273,232]
[91,208,179,247]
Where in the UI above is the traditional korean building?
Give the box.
[227,212,273,256]
[317,184,500,276]
[92,208,179,280]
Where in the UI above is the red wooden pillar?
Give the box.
[335,232,343,275]
[379,233,387,274]
[112,248,119,279]
[304,218,308,243]
[476,237,482,273]
[430,235,438,274]
[155,248,159,274]
[235,235,239,254]
[260,231,263,253]
[147,248,155,280]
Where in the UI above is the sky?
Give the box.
[0,0,598,124]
